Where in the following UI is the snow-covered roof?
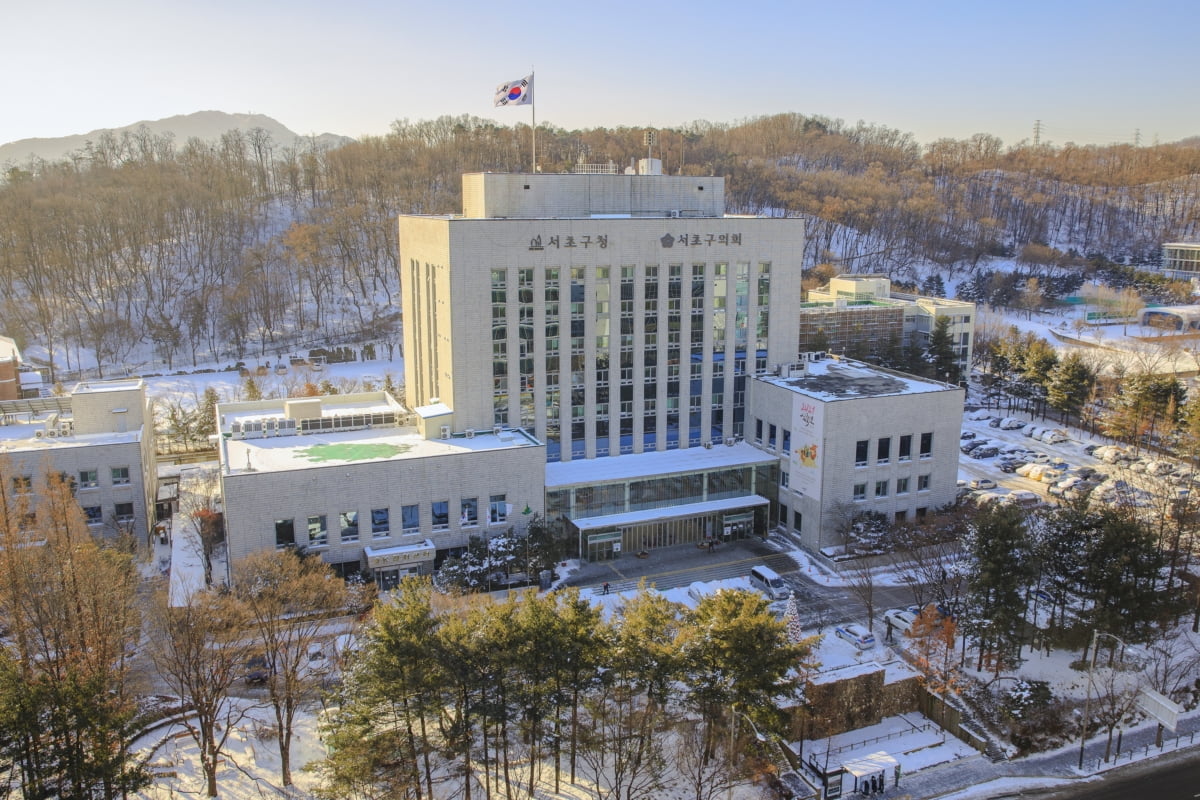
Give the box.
[545,441,774,488]
[414,401,453,418]
[220,424,540,476]
[570,495,768,530]
[758,358,957,402]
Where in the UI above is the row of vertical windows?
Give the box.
[273,495,509,549]
[853,475,929,501]
[854,434,933,466]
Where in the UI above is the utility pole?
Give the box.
[1033,119,1042,147]
[1134,128,1141,147]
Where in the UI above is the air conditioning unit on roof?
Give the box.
[465,428,475,439]
[439,425,451,439]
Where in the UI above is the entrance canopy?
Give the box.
[571,495,769,531]
[363,539,436,570]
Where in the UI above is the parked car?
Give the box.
[883,608,917,634]
[1000,417,1026,430]
[988,417,1003,428]
[960,431,977,440]
[834,623,876,650]
[999,461,1019,473]
[970,446,1000,459]
[961,439,988,453]
[968,478,997,490]
[244,654,273,685]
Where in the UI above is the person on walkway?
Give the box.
[885,620,894,642]
[602,581,610,595]
[707,540,715,553]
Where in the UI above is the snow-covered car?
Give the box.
[1000,417,1026,430]
[960,431,977,440]
[966,409,993,421]
[970,446,1000,459]
[968,478,997,490]
[834,623,876,650]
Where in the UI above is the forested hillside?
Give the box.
[2,113,1198,380]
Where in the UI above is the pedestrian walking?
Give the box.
[707,540,714,553]
[602,581,609,595]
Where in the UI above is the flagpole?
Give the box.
[530,69,536,173]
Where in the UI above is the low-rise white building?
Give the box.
[0,379,156,540]
[747,355,962,551]
[215,391,545,588]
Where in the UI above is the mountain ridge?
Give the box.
[0,110,353,166]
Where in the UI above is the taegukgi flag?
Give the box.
[494,75,533,107]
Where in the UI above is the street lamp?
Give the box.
[727,706,767,800]
[1077,629,1140,769]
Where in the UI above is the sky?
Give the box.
[3,0,1198,150]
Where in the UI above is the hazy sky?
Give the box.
[3,0,1197,149]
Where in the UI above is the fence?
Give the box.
[1089,728,1198,772]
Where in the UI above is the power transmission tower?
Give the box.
[1134,128,1141,147]
[1033,120,1042,147]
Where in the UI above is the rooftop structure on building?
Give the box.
[803,274,975,371]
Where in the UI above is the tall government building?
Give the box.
[398,160,806,558]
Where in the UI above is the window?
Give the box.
[307,515,328,547]
[111,466,131,486]
[401,504,419,534]
[853,483,867,501]
[755,418,763,443]
[114,502,134,522]
[875,480,889,498]
[768,424,777,449]
[781,471,789,488]
[896,477,910,495]
[855,440,869,467]
[79,469,99,489]
[371,508,390,537]
[340,511,359,542]
[489,494,507,524]
[916,507,928,520]
[877,437,890,465]
[895,510,907,523]
[83,505,103,525]
[11,475,32,495]
[918,474,930,491]
[432,501,449,531]
[275,518,296,549]
[781,429,791,454]
[919,432,933,459]
[898,435,912,462]
[461,498,478,527]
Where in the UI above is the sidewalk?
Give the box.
[876,709,1200,799]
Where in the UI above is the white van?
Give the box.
[749,566,789,600]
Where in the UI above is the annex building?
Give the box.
[398,162,806,557]
[748,354,962,552]
[215,391,545,588]
[0,379,157,541]
[804,275,975,372]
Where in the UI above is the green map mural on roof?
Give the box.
[298,442,413,463]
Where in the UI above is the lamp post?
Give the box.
[1078,629,1138,769]
[727,705,767,800]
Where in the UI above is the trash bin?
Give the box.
[538,569,553,591]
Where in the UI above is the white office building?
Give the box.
[398,162,806,557]
[748,355,963,552]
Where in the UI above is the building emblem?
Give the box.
[660,233,675,248]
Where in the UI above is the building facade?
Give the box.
[1160,242,1200,279]
[398,166,805,463]
[748,355,962,552]
[805,275,975,372]
[215,391,546,586]
[0,380,157,540]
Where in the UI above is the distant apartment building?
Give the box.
[0,379,157,540]
[0,337,19,401]
[214,391,545,587]
[1159,242,1200,280]
[747,354,963,552]
[804,275,975,372]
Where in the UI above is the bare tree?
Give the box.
[232,549,359,786]
[146,588,256,798]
